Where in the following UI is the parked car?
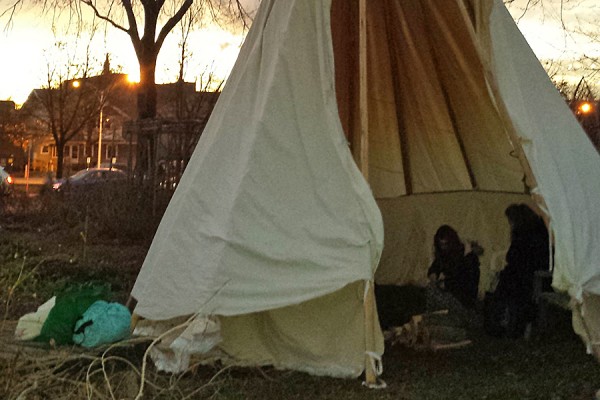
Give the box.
[52,168,127,193]
[0,166,14,195]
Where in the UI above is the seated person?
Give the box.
[427,225,483,309]
[484,203,550,338]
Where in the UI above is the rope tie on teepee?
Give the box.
[365,351,384,376]
[530,187,554,273]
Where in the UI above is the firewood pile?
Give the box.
[384,310,472,351]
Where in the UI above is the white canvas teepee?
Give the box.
[131,0,600,379]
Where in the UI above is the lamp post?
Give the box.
[73,80,106,168]
[97,92,105,168]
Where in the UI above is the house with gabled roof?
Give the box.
[20,73,219,178]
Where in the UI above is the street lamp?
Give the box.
[578,101,593,115]
[97,92,105,168]
[73,80,106,168]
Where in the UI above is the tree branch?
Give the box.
[156,0,193,51]
[79,0,139,43]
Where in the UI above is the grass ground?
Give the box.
[1,192,599,399]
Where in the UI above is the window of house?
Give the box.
[51,145,57,157]
[72,145,79,159]
[106,145,117,159]
[41,145,49,154]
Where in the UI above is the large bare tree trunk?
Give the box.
[138,51,158,120]
[56,142,65,179]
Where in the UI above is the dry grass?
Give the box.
[1,194,599,399]
[0,323,235,400]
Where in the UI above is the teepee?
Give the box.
[130,0,600,382]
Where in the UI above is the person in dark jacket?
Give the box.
[484,203,550,338]
[427,225,482,309]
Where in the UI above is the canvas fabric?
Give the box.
[217,281,382,378]
[131,0,600,377]
[332,0,524,198]
[132,0,384,378]
[132,0,383,321]
[487,0,600,299]
[375,191,535,294]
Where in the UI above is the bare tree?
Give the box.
[149,9,222,190]
[157,70,221,188]
[1,0,252,120]
[0,102,27,150]
[504,0,579,24]
[20,38,104,179]
[17,0,251,182]
[63,1,247,120]
[0,101,28,171]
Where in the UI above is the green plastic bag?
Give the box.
[35,283,111,345]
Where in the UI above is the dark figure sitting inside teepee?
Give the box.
[484,203,551,338]
[427,225,482,310]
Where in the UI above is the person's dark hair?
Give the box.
[505,203,546,239]
[433,225,464,259]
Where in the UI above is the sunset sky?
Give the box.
[0,0,598,106]
[0,2,248,105]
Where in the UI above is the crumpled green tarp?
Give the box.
[35,283,111,345]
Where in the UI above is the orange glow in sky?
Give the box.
[0,1,598,106]
[0,6,245,106]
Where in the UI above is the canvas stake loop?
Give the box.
[362,351,387,389]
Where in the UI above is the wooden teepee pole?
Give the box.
[358,0,379,387]
[452,1,551,227]
[358,0,369,180]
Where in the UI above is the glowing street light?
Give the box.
[579,101,593,115]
